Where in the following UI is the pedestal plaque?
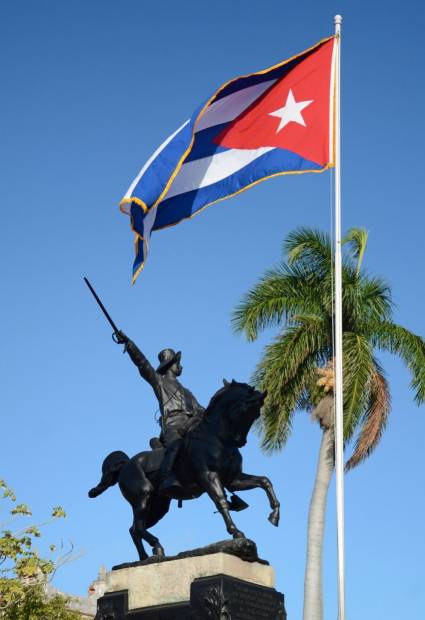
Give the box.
[191,574,286,619]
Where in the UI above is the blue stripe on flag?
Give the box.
[213,42,325,101]
[152,149,322,231]
[133,236,145,278]
[185,124,230,162]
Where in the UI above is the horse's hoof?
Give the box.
[153,545,165,558]
[268,509,280,527]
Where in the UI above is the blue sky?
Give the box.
[2,1,425,618]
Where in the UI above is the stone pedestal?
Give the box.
[95,540,286,619]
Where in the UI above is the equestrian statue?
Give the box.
[85,279,280,561]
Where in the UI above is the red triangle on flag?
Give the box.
[216,38,335,167]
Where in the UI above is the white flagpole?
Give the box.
[333,14,345,620]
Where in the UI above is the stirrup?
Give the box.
[228,494,249,512]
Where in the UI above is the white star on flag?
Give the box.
[269,89,314,132]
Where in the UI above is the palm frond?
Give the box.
[253,317,331,451]
[260,397,296,453]
[232,264,324,340]
[253,316,330,391]
[342,274,393,331]
[345,368,390,470]
[283,227,332,275]
[342,227,369,275]
[342,332,375,439]
[357,276,393,322]
[260,358,318,452]
[371,322,425,404]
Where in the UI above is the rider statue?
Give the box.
[114,331,204,497]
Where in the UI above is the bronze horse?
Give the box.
[89,380,280,560]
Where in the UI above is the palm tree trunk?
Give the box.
[302,426,334,620]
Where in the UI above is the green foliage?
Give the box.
[0,582,79,619]
[0,481,77,619]
[10,504,32,517]
[342,227,368,275]
[1,490,16,503]
[51,507,67,519]
[233,227,425,465]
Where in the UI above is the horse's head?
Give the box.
[205,379,267,447]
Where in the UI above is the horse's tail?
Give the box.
[88,450,130,498]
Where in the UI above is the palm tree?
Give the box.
[232,227,425,620]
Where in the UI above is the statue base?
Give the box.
[95,539,286,619]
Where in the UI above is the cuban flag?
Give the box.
[121,36,336,282]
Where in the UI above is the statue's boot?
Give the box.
[158,475,183,498]
[158,441,182,498]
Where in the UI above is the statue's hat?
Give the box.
[156,348,181,374]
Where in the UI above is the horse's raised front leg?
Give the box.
[227,473,280,527]
[199,470,245,539]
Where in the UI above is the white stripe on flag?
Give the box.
[165,146,275,199]
[123,119,190,204]
[196,79,276,132]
